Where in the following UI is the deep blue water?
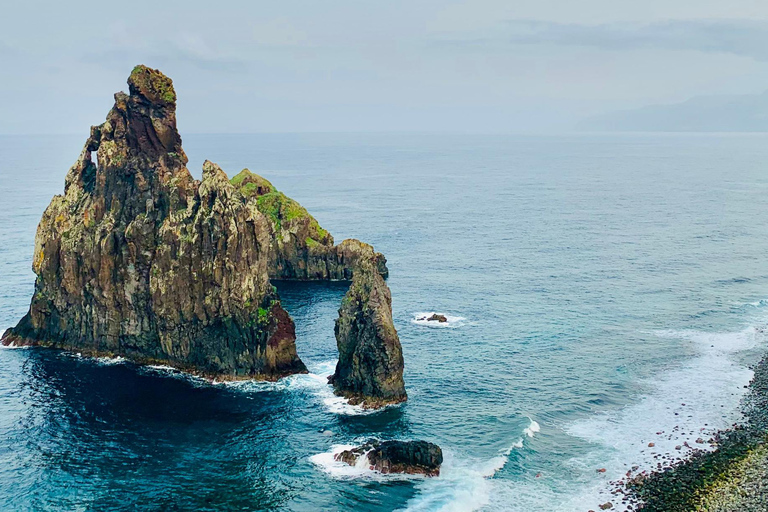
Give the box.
[2,132,768,511]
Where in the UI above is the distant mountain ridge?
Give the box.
[579,90,768,132]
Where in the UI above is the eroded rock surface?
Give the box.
[2,66,407,405]
[229,169,388,281]
[335,439,443,476]
[328,259,407,408]
[1,66,305,380]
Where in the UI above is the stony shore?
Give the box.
[620,352,768,511]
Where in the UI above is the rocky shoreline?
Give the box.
[608,352,768,511]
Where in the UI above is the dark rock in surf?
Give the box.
[334,439,443,477]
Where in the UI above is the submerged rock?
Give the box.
[328,258,407,408]
[335,439,443,476]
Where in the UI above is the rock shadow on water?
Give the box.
[4,348,303,510]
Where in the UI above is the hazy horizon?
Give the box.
[4,0,768,135]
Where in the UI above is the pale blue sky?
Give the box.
[2,0,768,134]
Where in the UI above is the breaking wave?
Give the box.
[399,418,538,512]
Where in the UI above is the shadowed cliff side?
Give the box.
[1,66,305,380]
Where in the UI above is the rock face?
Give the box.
[0,66,307,379]
[229,169,388,281]
[2,65,406,403]
[335,440,443,477]
[328,259,407,408]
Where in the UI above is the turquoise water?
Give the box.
[2,133,768,511]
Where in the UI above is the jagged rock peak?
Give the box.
[77,64,187,188]
[1,66,306,381]
[128,65,177,107]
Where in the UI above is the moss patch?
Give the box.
[129,65,176,104]
[230,169,275,198]
[231,169,330,245]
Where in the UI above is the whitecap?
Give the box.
[522,418,540,438]
[399,425,531,512]
[411,312,466,328]
[399,449,505,512]
[0,341,32,349]
[293,360,401,416]
[95,355,127,365]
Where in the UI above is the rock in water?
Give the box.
[427,314,448,323]
[335,440,443,476]
[329,259,407,408]
[0,65,306,380]
[229,168,388,281]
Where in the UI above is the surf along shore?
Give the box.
[619,347,768,511]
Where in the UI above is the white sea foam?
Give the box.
[218,359,397,415]
[0,341,31,349]
[554,325,764,511]
[400,420,534,512]
[403,323,765,512]
[310,443,425,481]
[412,312,466,328]
[296,360,400,416]
[314,420,536,511]
[95,355,127,365]
[523,418,540,438]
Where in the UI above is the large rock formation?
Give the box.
[230,169,406,406]
[328,259,407,408]
[335,439,443,476]
[2,66,406,404]
[229,169,388,281]
[1,66,305,380]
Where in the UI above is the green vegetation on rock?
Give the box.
[230,169,275,194]
[129,65,176,104]
[229,169,331,248]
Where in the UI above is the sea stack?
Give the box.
[329,258,407,408]
[0,66,305,379]
[2,65,406,404]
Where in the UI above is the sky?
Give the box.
[2,0,768,134]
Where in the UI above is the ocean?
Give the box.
[1,132,768,511]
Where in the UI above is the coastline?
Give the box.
[623,351,768,511]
